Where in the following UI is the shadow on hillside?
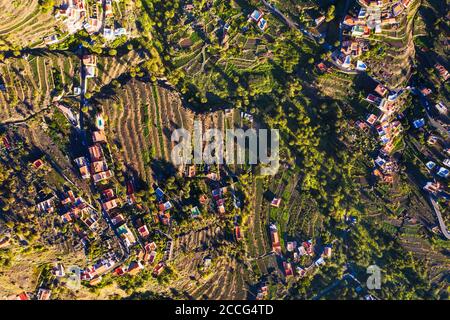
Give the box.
[150,158,177,183]
[91,73,133,102]
[125,165,149,193]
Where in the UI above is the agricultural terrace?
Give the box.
[0,0,63,50]
[167,223,250,299]
[363,0,421,89]
[160,0,286,108]
[99,79,194,186]
[88,50,145,94]
[0,52,79,123]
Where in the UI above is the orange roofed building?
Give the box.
[270,224,282,254]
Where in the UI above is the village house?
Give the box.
[191,206,201,218]
[426,161,436,170]
[60,190,76,205]
[17,292,30,300]
[153,262,166,277]
[96,114,105,130]
[32,158,46,170]
[392,2,404,16]
[435,102,448,115]
[299,240,314,256]
[270,224,282,254]
[427,135,438,145]
[81,210,99,230]
[91,160,108,174]
[53,263,66,277]
[44,34,59,46]
[249,9,268,31]
[186,165,196,177]
[93,170,114,183]
[127,261,144,276]
[92,130,107,143]
[84,17,101,34]
[315,257,325,267]
[138,225,150,238]
[323,246,332,259]
[373,168,394,183]
[271,197,281,208]
[184,4,194,12]
[423,182,442,194]
[366,113,379,125]
[256,285,268,300]
[117,224,136,247]
[88,144,103,162]
[104,0,113,18]
[437,167,449,178]
[145,242,157,252]
[283,262,294,277]
[374,84,388,97]
[37,198,55,214]
[159,201,173,212]
[74,157,91,179]
[37,288,52,300]
[286,241,297,252]
[316,62,328,73]
[110,213,125,226]
[356,60,368,71]
[102,198,119,212]
[145,250,157,265]
[56,0,86,34]
[356,120,370,132]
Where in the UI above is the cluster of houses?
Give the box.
[74,113,112,184]
[373,154,400,183]
[154,186,174,226]
[55,0,87,34]
[59,190,100,231]
[16,288,52,300]
[356,84,404,166]
[51,0,127,44]
[249,9,269,31]
[424,157,450,178]
[183,164,244,241]
[34,181,101,232]
[113,227,170,278]
[269,224,333,279]
[334,0,413,71]
[412,112,449,193]
[82,254,118,285]
[351,82,407,184]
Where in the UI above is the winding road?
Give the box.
[428,195,450,240]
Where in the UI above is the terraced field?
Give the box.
[368,0,421,88]
[94,51,146,92]
[0,52,79,123]
[247,177,271,259]
[169,224,250,299]
[0,0,63,49]
[316,72,357,100]
[101,79,194,185]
